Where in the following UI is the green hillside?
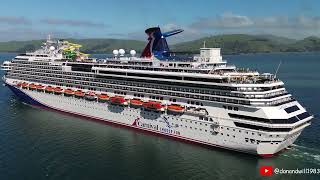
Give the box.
[171,34,320,54]
[0,39,146,53]
[0,35,319,54]
[254,34,297,45]
[171,34,284,54]
[286,36,320,52]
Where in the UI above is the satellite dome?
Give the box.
[49,46,55,51]
[119,49,125,56]
[130,50,136,56]
[112,49,119,55]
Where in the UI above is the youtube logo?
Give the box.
[260,166,273,176]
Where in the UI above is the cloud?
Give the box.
[0,16,31,25]
[106,33,128,37]
[126,23,208,44]
[0,28,82,42]
[189,12,320,39]
[41,18,107,28]
[161,23,208,44]
[190,12,253,29]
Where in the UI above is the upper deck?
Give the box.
[8,34,282,87]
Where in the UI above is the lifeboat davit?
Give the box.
[74,90,85,97]
[29,83,36,90]
[36,84,45,91]
[110,96,128,105]
[45,86,54,93]
[130,98,143,106]
[21,82,28,89]
[97,93,109,102]
[143,101,165,111]
[64,89,74,96]
[167,104,185,113]
[85,92,96,101]
[16,82,22,87]
[54,87,63,94]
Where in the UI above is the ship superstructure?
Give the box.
[1,27,313,157]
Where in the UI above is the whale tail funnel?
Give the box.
[140,27,183,59]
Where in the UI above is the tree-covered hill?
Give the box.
[0,35,319,55]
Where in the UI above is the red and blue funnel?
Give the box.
[140,27,183,59]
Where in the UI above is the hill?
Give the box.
[285,36,320,52]
[0,35,319,54]
[254,34,297,45]
[0,39,146,53]
[171,34,320,54]
[172,34,283,54]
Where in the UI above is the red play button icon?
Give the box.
[260,166,273,176]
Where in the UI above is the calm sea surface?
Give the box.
[0,52,319,180]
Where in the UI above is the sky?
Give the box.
[0,0,319,43]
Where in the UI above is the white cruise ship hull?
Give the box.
[5,78,305,157]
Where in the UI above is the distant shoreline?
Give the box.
[0,50,319,56]
[0,34,319,56]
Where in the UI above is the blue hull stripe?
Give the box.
[7,84,45,107]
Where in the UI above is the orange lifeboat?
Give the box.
[45,86,54,93]
[16,82,22,87]
[54,87,63,94]
[64,89,74,96]
[97,93,109,102]
[74,90,85,98]
[36,84,45,91]
[29,83,36,90]
[143,101,165,111]
[130,98,143,106]
[167,104,185,113]
[110,96,128,106]
[21,82,29,89]
[85,92,96,101]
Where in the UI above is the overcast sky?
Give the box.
[0,0,319,42]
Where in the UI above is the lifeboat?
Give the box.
[28,83,37,90]
[130,98,143,106]
[143,101,165,111]
[64,89,74,96]
[167,104,185,113]
[74,90,85,98]
[36,84,45,91]
[54,87,63,94]
[97,93,109,102]
[45,86,54,93]
[16,82,22,87]
[110,96,128,106]
[85,92,96,101]
[21,82,29,89]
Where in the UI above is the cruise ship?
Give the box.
[1,27,313,157]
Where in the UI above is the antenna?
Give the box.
[203,41,206,48]
[274,60,282,79]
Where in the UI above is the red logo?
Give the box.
[260,166,273,176]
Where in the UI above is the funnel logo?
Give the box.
[260,166,273,176]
